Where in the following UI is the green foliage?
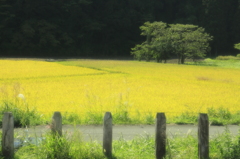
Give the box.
[167,133,198,158]
[208,108,231,125]
[0,0,240,57]
[62,112,82,125]
[114,99,132,124]
[15,132,106,159]
[172,111,198,124]
[11,20,74,51]
[208,107,231,120]
[168,107,240,126]
[12,128,240,159]
[170,24,212,64]
[211,128,240,159]
[113,134,155,159]
[84,112,103,125]
[117,129,240,159]
[234,43,240,51]
[216,55,240,60]
[185,58,240,69]
[39,135,72,159]
[131,43,153,62]
[167,128,240,159]
[131,21,212,64]
[207,107,240,125]
[143,112,155,124]
[237,54,240,58]
[131,21,171,62]
[0,101,43,127]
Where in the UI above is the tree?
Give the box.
[131,43,152,61]
[234,43,240,51]
[148,22,173,62]
[131,21,171,62]
[131,21,212,64]
[201,0,238,56]
[2,0,238,57]
[0,0,15,52]
[151,35,172,63]
[169,24,212,64]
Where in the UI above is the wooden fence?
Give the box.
[2,111,209,159]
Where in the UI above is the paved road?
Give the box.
[11,124,239,142]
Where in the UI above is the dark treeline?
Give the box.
[0,0,240,57]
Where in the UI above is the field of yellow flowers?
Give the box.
[1,59,240,124]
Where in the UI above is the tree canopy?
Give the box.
[234,43,240,51]
[131,22,212,64]
[0,0,239,57]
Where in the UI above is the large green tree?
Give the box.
[169,24,212,64]
[131,21,169,62]
[131,22,212,64]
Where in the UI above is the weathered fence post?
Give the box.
[198,113,209,159]
[51,111,62,136]
[2,112,14,158]
[155,113,166,159]
[103,112,112,158]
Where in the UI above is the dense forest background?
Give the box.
[1,0,240,57]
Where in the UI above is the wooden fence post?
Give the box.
[51,111,62,136]
[2,112,14,158]
[155,113,166,159]
[103,112,112,158]
[198,113,209,159]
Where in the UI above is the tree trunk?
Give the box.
[181,55,185,64]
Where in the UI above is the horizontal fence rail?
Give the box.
[1,111,211,159]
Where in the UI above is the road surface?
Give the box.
[11,124,239,142]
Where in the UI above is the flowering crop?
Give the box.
[1,59,240,123]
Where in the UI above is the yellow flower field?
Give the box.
[0,59,240,123]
